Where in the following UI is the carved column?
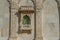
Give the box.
[9,9,18,40]
[35,0,44,40]
[9,0,19,40]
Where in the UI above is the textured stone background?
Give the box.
[0,0,9,40]
[43,0,59,40]
[0,0,59,40]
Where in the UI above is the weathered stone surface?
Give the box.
[42,0,59,40]
[0,0,59,40]
[0,0,9,40]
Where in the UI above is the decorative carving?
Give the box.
[18,6,35,13]
[21,29,32,34]
[11,1,19,9]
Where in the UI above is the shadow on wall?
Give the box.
[55,0,60,40]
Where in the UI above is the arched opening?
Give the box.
[23,15,31,25]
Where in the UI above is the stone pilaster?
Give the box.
[9,9,18,40]
[35,0,44,40]
[36,9,43,40]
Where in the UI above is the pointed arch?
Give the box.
[23,15,31,25]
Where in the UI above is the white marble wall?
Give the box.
[42,0,59,40]
[0,0,9,40]
[0,0,59,40]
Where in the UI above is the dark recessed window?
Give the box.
[23,15,31,25]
